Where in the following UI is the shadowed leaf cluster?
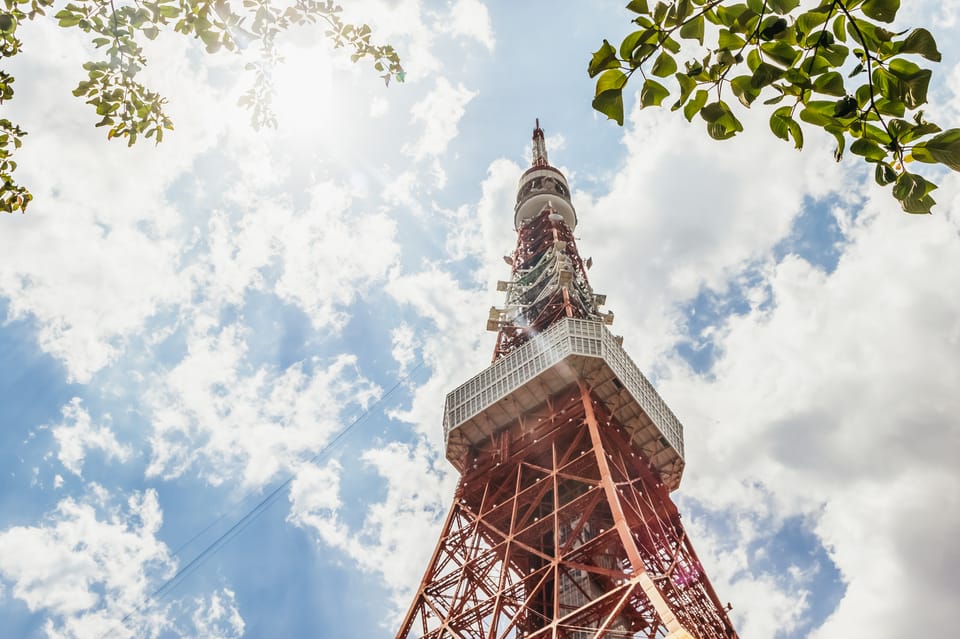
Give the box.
[590,0,956,214]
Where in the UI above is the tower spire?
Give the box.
[532,117,549,168]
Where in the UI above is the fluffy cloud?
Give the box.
[404,78,478,161]
[288,442,456,619]
[576,102,853,370]
[657,178,960,637]
[146,320,381,488]
[188,589,246,639]
[187,180,400,331]
[448,0,496,51]
[0,19,232,382]
[683,512,810,638]
[0,486,175,638]
[50,398,131,477]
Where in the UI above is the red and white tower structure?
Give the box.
[397,122,739,639]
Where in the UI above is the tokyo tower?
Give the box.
[396,121,739,639]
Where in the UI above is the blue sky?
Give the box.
[1,1,959,638]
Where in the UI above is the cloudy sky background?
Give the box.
[1,0,958,637]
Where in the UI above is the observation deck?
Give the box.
[443,317,686,490]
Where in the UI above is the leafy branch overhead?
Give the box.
[590,0,957,214]
[0,0,404,213]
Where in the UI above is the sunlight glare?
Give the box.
[271,41,343,143]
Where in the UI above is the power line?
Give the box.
[100,360,425,638]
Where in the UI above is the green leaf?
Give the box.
[620,29,655,60]
[850,138,886,161]
[833,96,858,118]
[874,162,897,186]
[901,72,932,110]
[786,117,804,149]
[679,14,704,44]
[831,130,845,161]
[800,101,838,126]
[769,106,793,142]
[653,1,669,23]
[796,9,828,35]
[768,0,800,14]
[715,3,749,28]
[589,39,620,78]
[800,55,830,77]
[760,41,799,67]
[684,89,707,121]
[718,29,745,50]
[913,129,960,171]
[750,62,784,90]
[55,10,81,27]
[819,43,849,68]
[888,118,939,144]
[700,100,742,140]
[874,98,905,117]
[593,69,628,124]
[862,0,900,23]
[759,16,788,40]
[672,72,696,110]
[900,28,941,62]
[158,4,179,17]
[813,71,845,97]
[0,13,16,34]
[626,0,650,13]
[593,89,624,125]
[852,19,894,49]
[651,52,677,77]
[730,76,759,107]
[832,14,846,41]
[640,77,669,107]
[872,66,901,103]
[892,171,936,214]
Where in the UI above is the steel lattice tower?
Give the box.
[396,122,739,639]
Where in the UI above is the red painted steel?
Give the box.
[396,386,738,639]
[492,208,594,362]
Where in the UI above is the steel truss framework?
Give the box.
[493,209,599,361]
[397,384,738,639]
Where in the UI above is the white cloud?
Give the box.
[387,266,493,448]
[0,18,232,383]
[576,103,852,370]
[369,95,390,118]
[0,486,174,638]
[390,323,418,373]
[146,321,381,489]
[188,589,245,639]
[655,177,960,637]
[448,0,496,51]
[404,78,478,161]
[288,442,456,620]
[683,512,810,639]
[50,398,131,477]
[188,180,400,332]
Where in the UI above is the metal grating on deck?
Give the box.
[443,318,686,487]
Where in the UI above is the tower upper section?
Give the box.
[443,121,686,490]
[514,119,577,230]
